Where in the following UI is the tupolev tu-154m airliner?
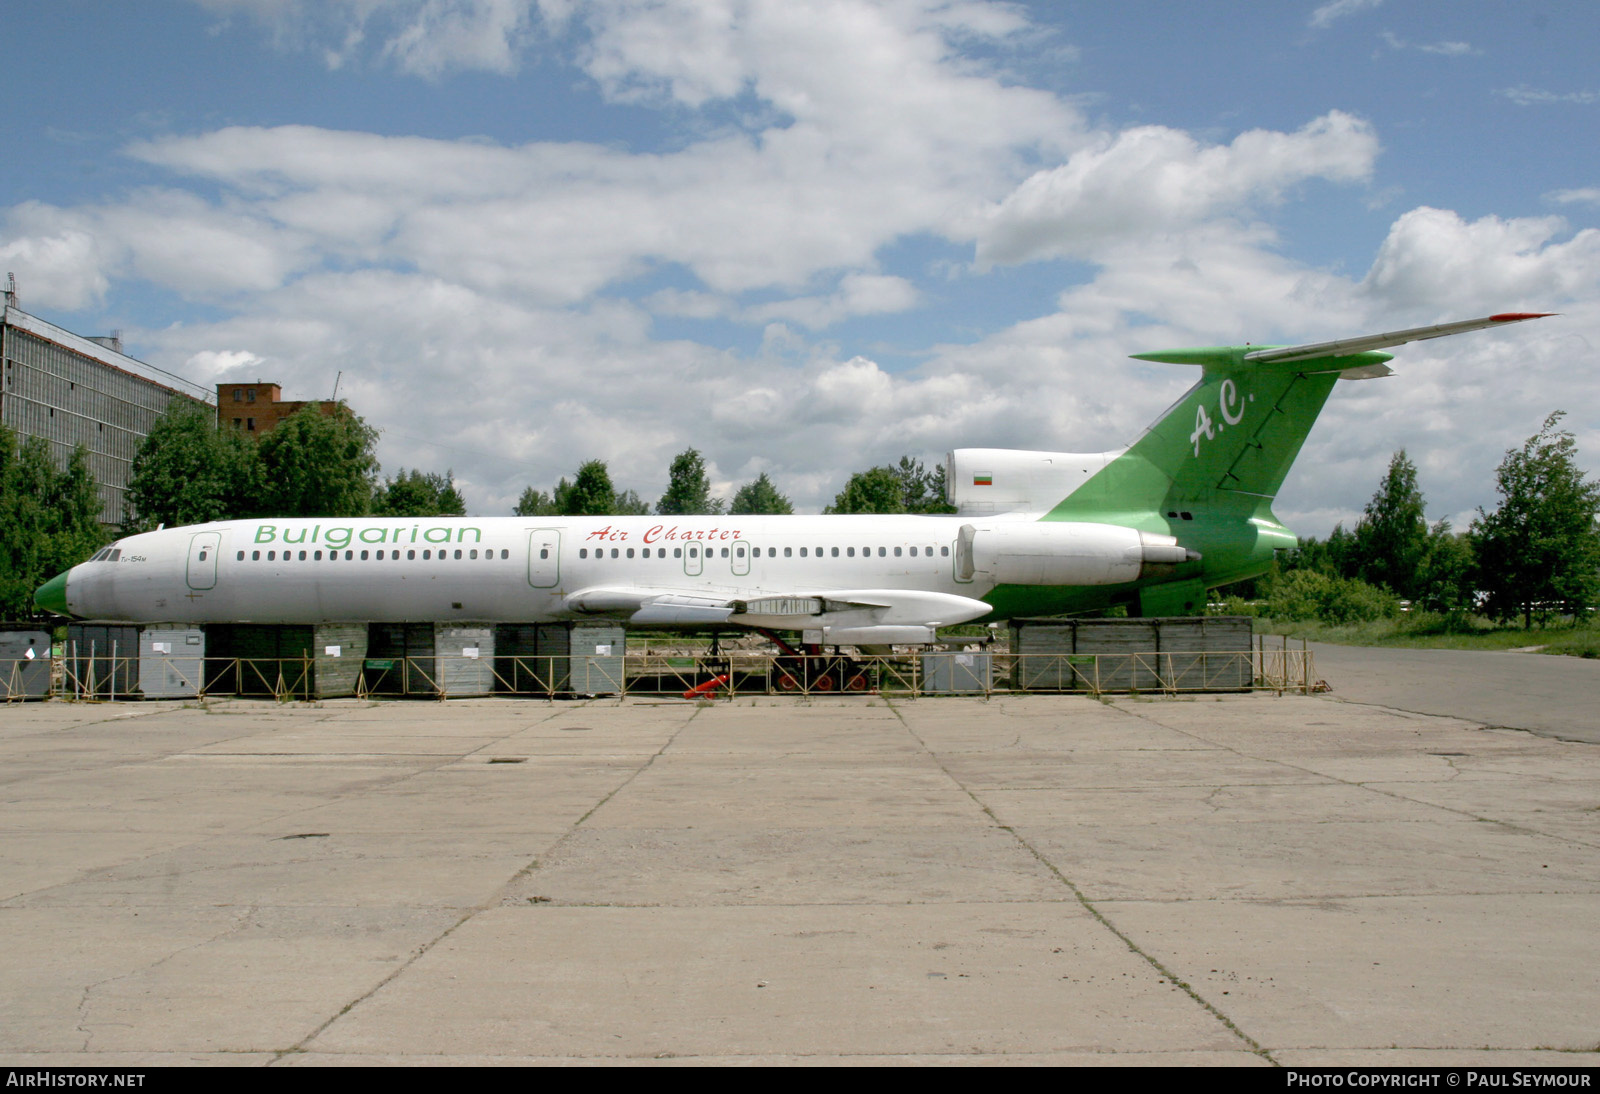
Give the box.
[35,313,1551,646]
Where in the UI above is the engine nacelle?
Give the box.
[959,521,1198,587]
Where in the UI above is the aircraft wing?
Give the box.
[564,588,736,624]
[1242,312,1554,364]
[563,586,993,635]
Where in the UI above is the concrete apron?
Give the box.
[0,691,1595,1066]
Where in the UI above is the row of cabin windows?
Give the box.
[577,545,951,560]
[235,548,512,562]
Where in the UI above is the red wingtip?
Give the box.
[1488,312,1556,322]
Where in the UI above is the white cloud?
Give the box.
[1498,86,1600,107]
[1379,32,1478,56]
[743,274,919,329]
[184,348,267,381]
[1548,188,1600,206]
[196,0,543,77]
[1361,207,1600,313]
[972,112,1378,266]
[7,0,1595,536]
[0,207,111,312]
[1418,40,1475,56]
[1308,0,1382,31]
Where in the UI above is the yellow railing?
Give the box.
[19,649,1314,701]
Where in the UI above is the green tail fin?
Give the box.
[1046,346,1392,521]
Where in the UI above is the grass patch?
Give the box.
[1254,611,1600,657]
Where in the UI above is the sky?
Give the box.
[2,0,1596,534]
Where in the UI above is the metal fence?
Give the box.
[9,648,1317,702]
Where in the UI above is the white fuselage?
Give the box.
[65,514,986,624]
[58,511,1185,643]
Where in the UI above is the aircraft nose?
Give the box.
[34,570,72,618]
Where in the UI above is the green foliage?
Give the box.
[1415,522,1475,612]
[1263,570,1399,624]
[256,404,380,517]
[372,468,466,517]
[43,446,105,577]
[516,460,645,516]
[656,449,724,515]
[897,456,955,513]
[514,486,558,516]
[614,489,650,515]
[1351,450,1429,597]
[729,472,793,515]
[124,400,261,530]
[827,465,902,514]
[826,456,953,515]
[1471,412,1600,627]
[0,425,105,619]
[562,460,620,515]
[1214,594,1260,617]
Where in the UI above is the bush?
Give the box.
[1264,570,1399,624]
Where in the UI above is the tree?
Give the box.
[373,469,466,517]
[827,456,955,514]
[826,465,904,514]
[0,426,105,619]
[1471,412,1600,627]
[514,486,559,516]
[514,460,650,516]
[1415,521,1475,613]
[730,472,793,515]
[1351,450,1429,597]
[42,446,106,578]
[614,489,651,515]
[893,456,955,513]
[256,404,380,517]
[124,400,261,531]
[657,448,725,515]
[560,460,619,515]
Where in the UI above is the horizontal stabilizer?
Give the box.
[1130,312,1553,369]
[1242,312,1555,364]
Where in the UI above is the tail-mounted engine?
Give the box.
[956,521,1199,586]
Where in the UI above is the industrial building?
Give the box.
[1,293,214,528]
[215,381,341,435]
